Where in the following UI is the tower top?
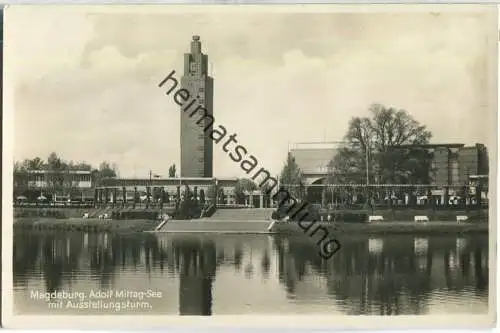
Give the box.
[190,35,202,54]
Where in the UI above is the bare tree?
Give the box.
[328,104,433,184]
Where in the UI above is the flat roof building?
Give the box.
[394,143,489,186]
[290,141,489,187]
[14,169,93,190]
[289,142,343,186]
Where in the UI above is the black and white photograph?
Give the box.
[2,4,497,329]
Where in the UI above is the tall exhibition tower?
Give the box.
[180,35,214,178]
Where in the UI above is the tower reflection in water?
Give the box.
[174,238,216,315]
[13,231,488,315]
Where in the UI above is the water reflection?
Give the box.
[174,237,216,315]
[13,231,488,315]
[273,234,488,315]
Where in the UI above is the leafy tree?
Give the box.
[47,152,64,171]
[14,162,29,188]
[168,164,177,178]
[234,178,257,204]
[111,163,119,177]
[70,161,92,171]
[177,184,202,219]
[328,104,433,184]
[279,152,304,198]
[199,189,205,204]
[14,154,121,197]
[14,155,97,194]
[218,188,226,204]
[99,161,117,178]
[183,184,192,198]
[260,178,277,207]
[20,157,45,170]
[14,162,23,172]
[206,184,217,204]
[46,152,66,194]
[92,161,118,186]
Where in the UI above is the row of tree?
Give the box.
[185,101,436,207]
[279,103,435,193]
[14,152,118,195]
[143,104,437,204]
[14,104,433,200]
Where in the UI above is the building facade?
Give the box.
[99,177,238,205]
[180,35,214,178]
[13,169,94,200]
[458,144,489,183]
[289,142,341,186]
[426,144,463,185]
[14,170,93,189]
[425,143,488,186]
[286,141,489,206]
[290,142,488,187]
[96,177,276,208]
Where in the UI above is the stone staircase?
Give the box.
[203,208,274,221]
[157,220,272,233]
[87,208,109,218]
[85,206,142,218]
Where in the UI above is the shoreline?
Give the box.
[14,206,488,220]
[14,217,488,235]
[14,217,159,233]
[273,220,488,235]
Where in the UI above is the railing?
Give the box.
[15,184,489,211]
[200,203,216,218]
[216,203,250,209]
[317,201,488,212]
[93,201,178,210]
[13,201,179,210]
[14,202,95,208]
[279,184,489,211]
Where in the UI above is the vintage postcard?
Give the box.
[2,4,497,329]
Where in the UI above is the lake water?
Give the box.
[13,229,489,315]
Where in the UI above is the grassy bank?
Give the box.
[14,207,92,219]
[14,217,159,233]
[14,207,489,221]
[366,208,487,222]
[13,217,489,235]
[274,221,489,235]
[316,209,488,223]
[14,207,167,220]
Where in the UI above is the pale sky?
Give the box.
[7,5,497,178]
